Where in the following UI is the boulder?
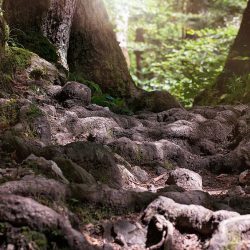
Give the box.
[239,169,250,185]
[134,90,182,112]
[56,81,91,107]
[166,168,203,191]
[103,220,147,248]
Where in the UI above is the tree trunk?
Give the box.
[216,0,250,90]
[68,0,138,98]
[0,13,8,57]
[3,0,76,69]
[114,0,130,67]
[42,0,77,70]
[134,28,145,80]
[194,0,250,105]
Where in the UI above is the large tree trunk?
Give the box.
[67,0,138,98]
[3,0,180,110]
[3,0,76,69]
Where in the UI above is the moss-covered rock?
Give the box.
[11,30,58,63]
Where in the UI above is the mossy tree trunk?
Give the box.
[68,0,139,98]
[42,0,77,70]
[0,14,8,56]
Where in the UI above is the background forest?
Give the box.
[104,0,247,106]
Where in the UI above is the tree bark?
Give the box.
[194,0,250,105]
[215,0,250,91]
[68,0,138,98]
[0,15,6,54]
[42,0,77,70]
[134,28,145,80]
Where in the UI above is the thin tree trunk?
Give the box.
[0,15,6,54]
[114,0,130,67]
[134,28,144,80]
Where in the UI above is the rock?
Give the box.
[19,104,52,144]
[239,169,250,184]
[61,142,137,189]
[56,81,91,107]
[23,154,69,184]
[132,166,149,183]
[166,168,203,191]
[104,220,147,248]
[109,138,188,167]
[226,186,245,197]
[158,185,185,193]
[26,54,65,85]
[134,90,182,112]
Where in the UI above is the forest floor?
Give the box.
[0,55,249,249]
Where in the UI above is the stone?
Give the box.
[56,81,91,107]
[104,220,147,247]
[134,90,182,112]
[132,166,149,183]
[239,169,250,185]
[166,168,203,191]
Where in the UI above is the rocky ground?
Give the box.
[0,55,250,249]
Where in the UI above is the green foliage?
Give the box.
[21,227,48,250]
[105,0,247,106]
[26,104,43,120]
[69,72,133,115]
[9,30,58,63]
[221,74,250,104]
[135,27,237,106]
[0,46,31,93]
[30,68,44,80]
[0,99,18,130]
[68,199,129,225]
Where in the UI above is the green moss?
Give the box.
[26,104,43,120]
[30,68,44,80]
[68,199,127,225]
[22,227,48,250]
[0,47,32,92]
[69,72,133,115]
[11,30,58,63]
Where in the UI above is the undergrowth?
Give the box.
[69,72,133,115]
[0,46,32,92]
